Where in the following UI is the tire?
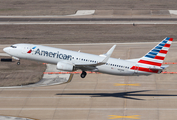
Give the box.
[80,71,87,78]
[81,73,85,78]
[17,62,20,65]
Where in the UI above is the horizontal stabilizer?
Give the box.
[149,66,163,70]
[160,65,169,69]
[149,65,169,71]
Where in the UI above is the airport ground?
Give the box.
[0,24,177,44]
[0,0,177,15]
[0,56,46,87]
[0,43,177,120]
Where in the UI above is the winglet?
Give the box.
[102,45,116,63]
[106,45,116,56]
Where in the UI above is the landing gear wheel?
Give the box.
[17,61,20,65]
[80,71,87,78]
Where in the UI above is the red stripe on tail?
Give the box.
[138,60,162,66]
[159,50,167,54]
[164,44,171,48]
[169,38,173,41]
[154,56,165,60]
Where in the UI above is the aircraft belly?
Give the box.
[97,66,134,76]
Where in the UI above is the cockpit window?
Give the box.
[10,45,17,48]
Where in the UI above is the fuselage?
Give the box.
[3,43,155,76]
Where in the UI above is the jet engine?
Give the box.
[56,62,74,72]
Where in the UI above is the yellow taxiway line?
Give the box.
[109,115,140,119]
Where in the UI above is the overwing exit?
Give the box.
[3,37,173,78]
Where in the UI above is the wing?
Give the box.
[74,45,116,71]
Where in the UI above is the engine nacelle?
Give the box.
[56,62,74,72]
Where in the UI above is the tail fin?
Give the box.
[137,37,173,68]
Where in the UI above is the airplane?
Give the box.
[3,37,173,78]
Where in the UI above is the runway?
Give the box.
[1,10,177,24]
[1,18,177,25]
[0,43,177,120]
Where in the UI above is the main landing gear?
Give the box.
[80,71,87,78]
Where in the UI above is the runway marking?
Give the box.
[162,71,177,74]
[114,83,140,86]
[68,10,95,16]
[44,71,177,75]
[1,108,177,110]
[0,10,95,18]
[169,10,177,15]
[163,62,177,64]
[109,115,140,119]
[2,21,177,25]
[3,89,177,91]
[0,115,35,120]
[43,71,100,74]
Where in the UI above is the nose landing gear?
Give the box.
[12,56,20,65]
[80,71,87,78]
[17,61,20,65]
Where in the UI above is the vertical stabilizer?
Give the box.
[137,37,173,67]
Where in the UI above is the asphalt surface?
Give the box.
[1,18,177,22]
[1,0,177,16]
[0,9,177,23]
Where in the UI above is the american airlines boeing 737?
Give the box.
[3,37,173,78]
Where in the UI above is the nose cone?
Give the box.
[3,47,8,53]
[3,47,11,54]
